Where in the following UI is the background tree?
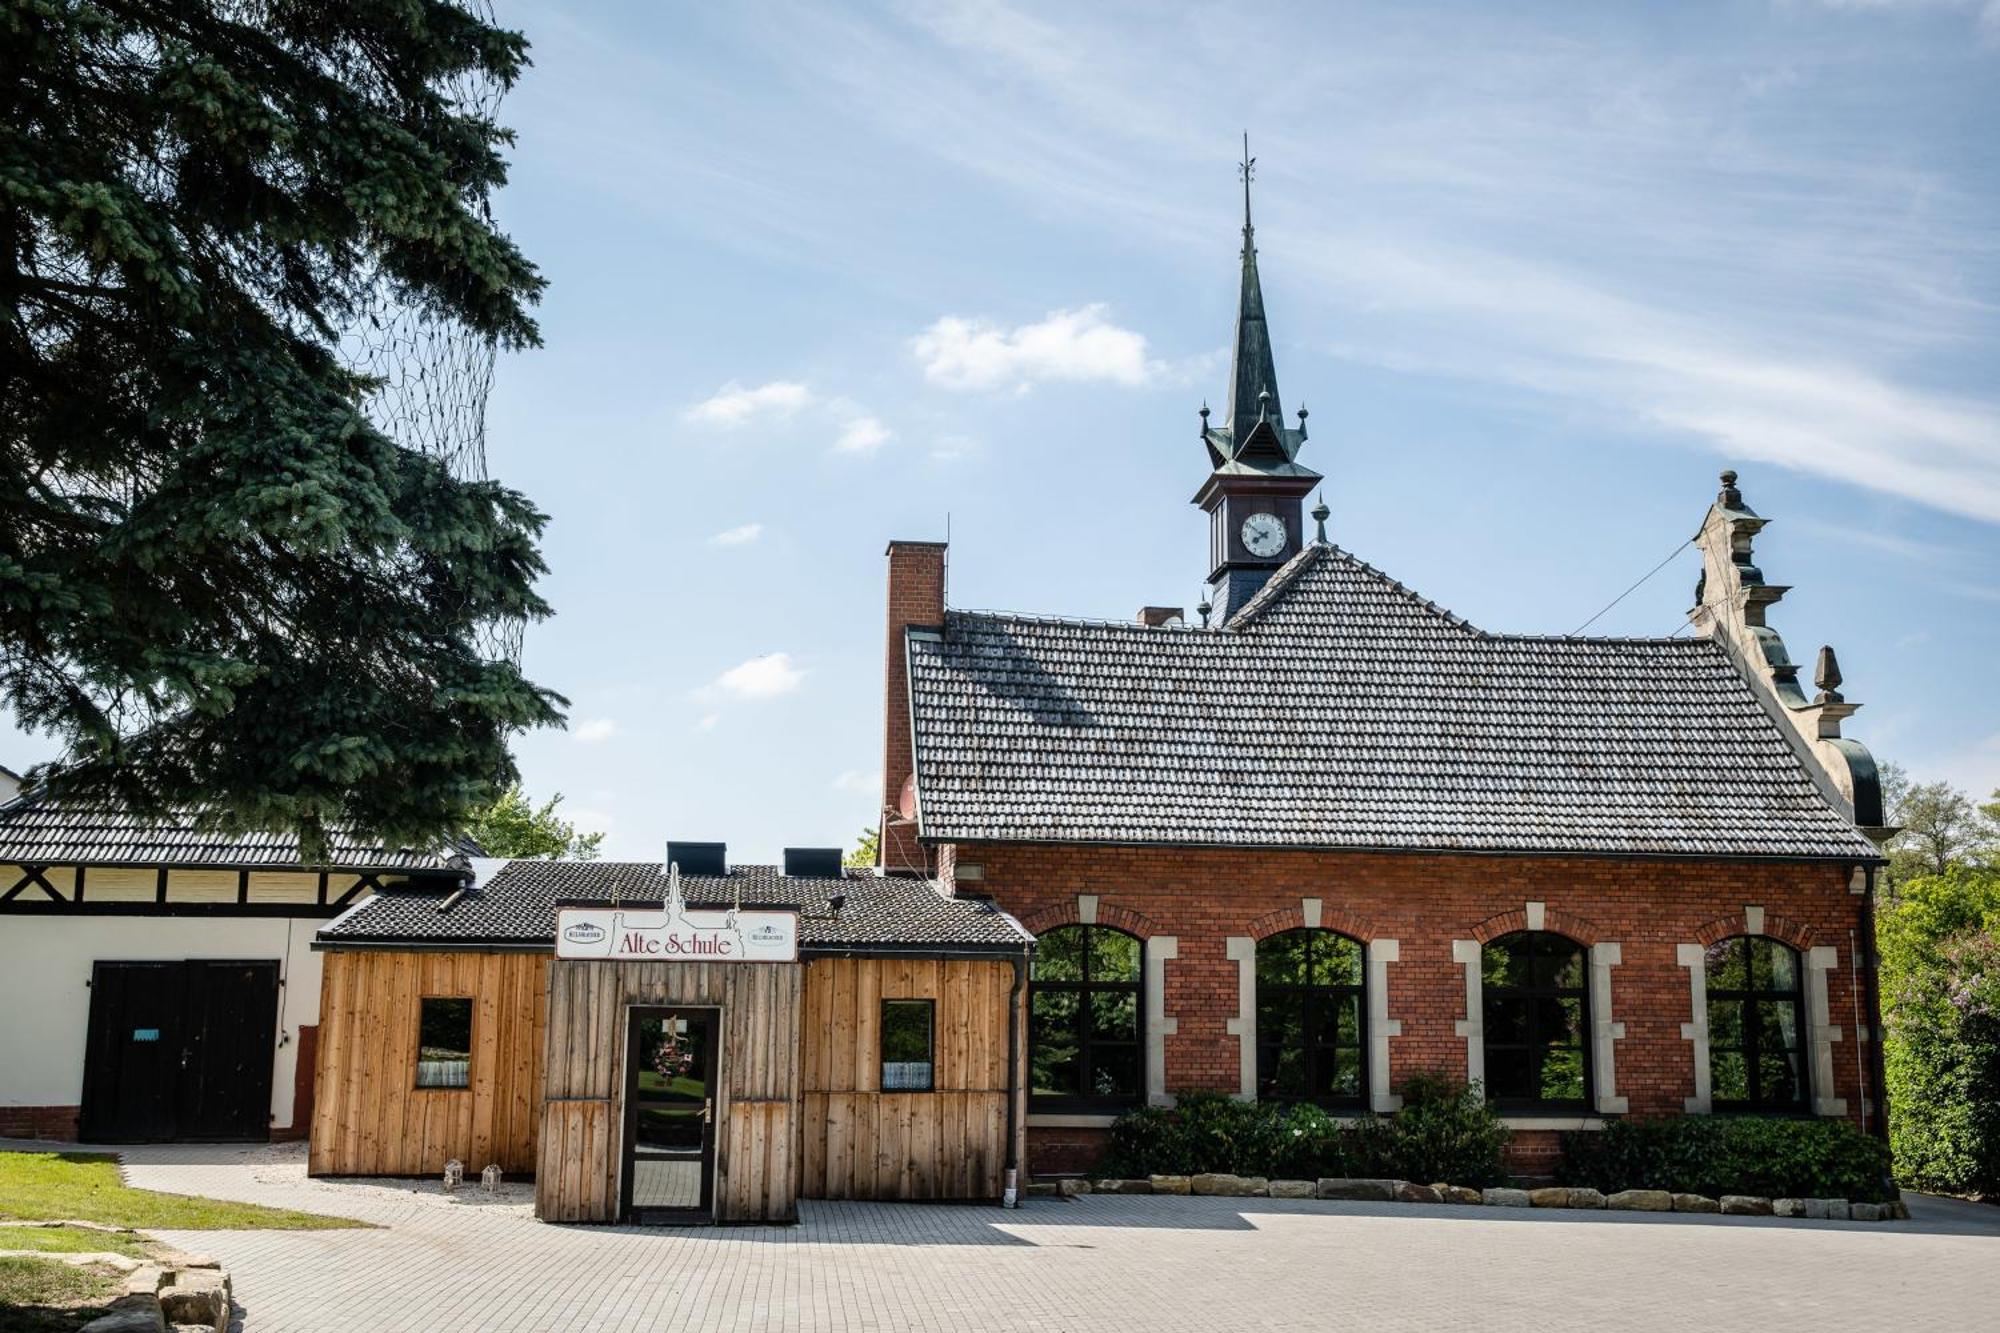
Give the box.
[844,826,879,869]
[2,1,561,857]
[1872,767,2000,1195]
[464,786,602,861]
[1877,762,1997,887]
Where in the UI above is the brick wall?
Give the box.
[944,841,1877,1176]
[0,1105,80,1141]
[880,542,947,875]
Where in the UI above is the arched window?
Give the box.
[1029,925,1142,1112]
[1256,929,1366,1106]
[1704,936,1808,1111]
[1482,931,1590,1109]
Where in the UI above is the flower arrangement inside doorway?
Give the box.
[653,1017,695,1081]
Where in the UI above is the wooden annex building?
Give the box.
[308,851,1031,1223]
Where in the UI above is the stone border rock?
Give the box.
[26,1227,237,1333]
[1049,1176,1909,1223]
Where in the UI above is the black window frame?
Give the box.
[879,997,936,1093]
[1704,935,1811,1113]
[1028,923,1145,1114]
[1254,928,1368,1109]
[1480,931,1593,1113]
[414,995,474,1090]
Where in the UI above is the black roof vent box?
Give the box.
[783,847,844,879]
[667,841,727,877]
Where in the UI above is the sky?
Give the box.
[12,0,2000,861]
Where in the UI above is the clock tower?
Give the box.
[1194,138,1321,625]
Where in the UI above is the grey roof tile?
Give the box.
[907,544,1878,860]
[318,861,1033,953]
[0,795,462,871]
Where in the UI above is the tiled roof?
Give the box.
[906,543,1879,860]
[0,795,464,871]
[317,861,1033,953]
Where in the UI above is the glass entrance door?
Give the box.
[622,1008,718,1223]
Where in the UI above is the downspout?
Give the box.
[1004,951,1026,1207]
[1858,865,1891,1147]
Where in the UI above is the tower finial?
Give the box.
[1311,492,1330,545]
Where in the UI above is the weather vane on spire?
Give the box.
[1238,132,1256,233]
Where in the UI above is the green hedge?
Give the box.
[1555,1117,1894,1203]
[1880,868,2000,1197]
[1096,1075,1510,1188]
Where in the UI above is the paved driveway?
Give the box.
[12,1141,1999,1332]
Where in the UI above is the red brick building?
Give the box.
[878,174,1891,1177]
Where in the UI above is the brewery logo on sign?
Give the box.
[562,921,607,947]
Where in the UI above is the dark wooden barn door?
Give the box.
[177,961,280,1140]
[81,960,278,1143]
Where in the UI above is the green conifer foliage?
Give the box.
[1,0,562,859]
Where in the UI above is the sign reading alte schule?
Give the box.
[555,903,798,963]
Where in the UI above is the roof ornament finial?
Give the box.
[1257,385,1272,423]
[1296,403,1308,439]
[1311,492,1330,545]
[1198,401,1210,437]
[1238,131,1255,242]
[1718,468,1742,508]
[1195,592,1213,629]
[1814,644,1844,702]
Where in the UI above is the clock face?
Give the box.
[1240,511,1287,558]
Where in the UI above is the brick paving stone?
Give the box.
[8,1140,1997,1333]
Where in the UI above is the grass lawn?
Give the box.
[0,1226,147,1259]
[0,1152,364,1231]
[0,1254,119,1333]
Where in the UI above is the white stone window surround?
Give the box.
[1806,944,1849,1117]
[1229,902,1399,1110]
[1146,935,1177,1107]
[1678,918,1846,1117]
[1456,907,1625,1114]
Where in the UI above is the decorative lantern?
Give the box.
[481,1164,503,1193]
[443,1159,464,1192]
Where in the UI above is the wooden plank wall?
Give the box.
[308,950,548,1177]
[799,957,1020,1201]
[535,960,802,1224]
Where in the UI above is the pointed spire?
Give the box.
[1224,132,1283,452]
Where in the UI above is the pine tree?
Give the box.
[1,0,562,858]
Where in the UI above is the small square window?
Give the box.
[416,997,473,1088]
[880,999,934,1092]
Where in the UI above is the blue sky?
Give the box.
[14,0,2000,860]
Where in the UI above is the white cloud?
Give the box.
[834,416,892,454]
[710,522,764,546]
[571,717,617,743]
[929,433,982,462]
[831,768,881,794]
[705,652,805,700]
[684,380,813,427]
[912,304,1158,391]
[566,807,615,834]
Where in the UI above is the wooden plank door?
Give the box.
[177,960,279,1141]
[80,962,184,1142]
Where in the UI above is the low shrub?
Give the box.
[1556,1116,1894,1202]
[1096,1077,1509,1187]
[1357,1074,1511,1188]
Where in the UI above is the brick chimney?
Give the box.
[881,541,947,875]
[1137,606,1184,628]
